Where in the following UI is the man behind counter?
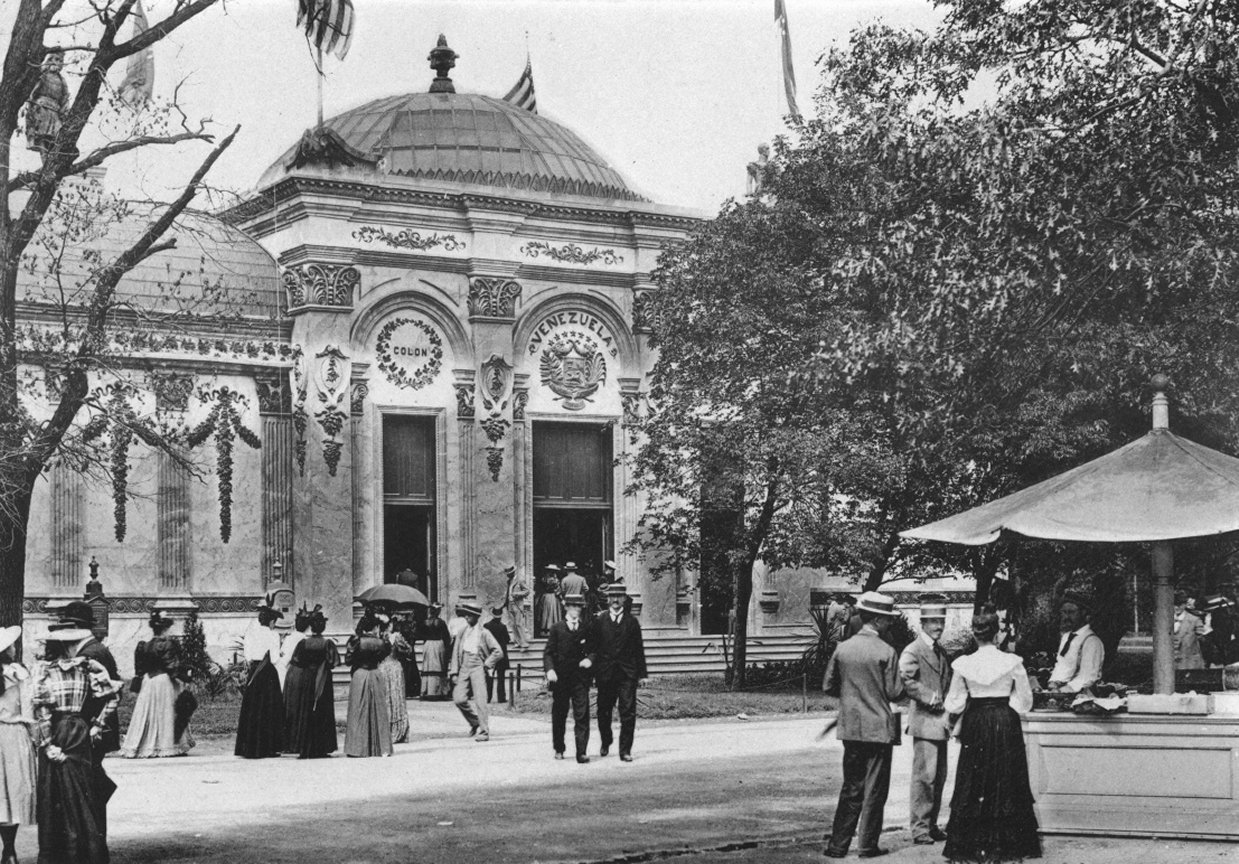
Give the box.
[1046,591,1104,693]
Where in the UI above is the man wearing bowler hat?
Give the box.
[823,591,907,859]
[449,601,505,742]
[899,594,952,845]
[594,582,647,761]
[50,601,121,767]
[543,593,597,763]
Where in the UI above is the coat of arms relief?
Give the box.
[539,332,607,410]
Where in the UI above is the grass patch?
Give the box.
[115,688,245,737]
[506,673,838,720]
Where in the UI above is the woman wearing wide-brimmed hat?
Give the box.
[234,599,285,759]
[120,610,195,758]
[284,606,339,759]
[34,626,120,864]
[0,626,35,864]
[343,612,392,757]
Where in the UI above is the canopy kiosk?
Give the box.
[901,376,1239,839]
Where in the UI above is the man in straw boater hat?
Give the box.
[543,593,597,763]
[822,591,907,859]
[449,601,505,742]
[898,594,952,846]
[1046,589,1104,693]
[49,601,121,768]
[593,582,647,762]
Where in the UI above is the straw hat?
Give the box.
[0,626,21,655]
[856,591,898,617]
[563,593,586,607]
[918,593,948,620]
[44,627,93,642]
[456,601,483,618]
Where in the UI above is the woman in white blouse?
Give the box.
[941,606,1040,862]
[0,626,34,864]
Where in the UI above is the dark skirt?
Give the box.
[37,712,115,864]
[235,655,284,759]
[944,698,1041,863]
[284,661,337,759]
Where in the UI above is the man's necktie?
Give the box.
[569,622,577,632]
[1060,632,1076,657]
[933,642,944,662]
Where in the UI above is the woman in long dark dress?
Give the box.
[35,627,121,864]
[284,606,339,758]
[395,613,421,696]
[121,610,194,757]
[344,614,392,757]
[235,604,285,759]
[942,606,1040,863]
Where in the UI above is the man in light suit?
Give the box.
[899,594,952,845]
[823,591,906,860]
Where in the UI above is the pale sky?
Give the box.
[15,0,945,215]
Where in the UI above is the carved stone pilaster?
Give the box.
[283,263,360,313]
[467,277,522,320]
[633,288,657,334]
[477,354,514,481]
[454,383,475,419]
[512,388,529,421]
[255,373,293,416]
[350,381,369,417]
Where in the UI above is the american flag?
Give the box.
[297,0,355,61]
[503,59,538,114]
[774,0,802,122]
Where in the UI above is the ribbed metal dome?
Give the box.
[258,91,643,201]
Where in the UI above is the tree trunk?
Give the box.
[731,460,780,690]
[863,529,902,592]
[0,486,32,627]
[971,549,1001,614]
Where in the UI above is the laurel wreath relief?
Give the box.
[375,317,444,391]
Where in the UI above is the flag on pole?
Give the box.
[297,0,355,61]
[774,0,802,122]
[118,0,154,105]
[503,58,538,114]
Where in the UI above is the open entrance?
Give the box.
[382,414,438,600]
[532,421,613,632]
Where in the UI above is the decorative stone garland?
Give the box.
[353,225,465,252]
[520,240,624,266]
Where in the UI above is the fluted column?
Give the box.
[454,369,477,590]
[49,461,82,589]
[257,374,294,584]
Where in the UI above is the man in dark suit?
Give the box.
[543,593,596,763]
[483,606,511,703]
[52,601,121,759]
[594,582,647,762]
[898,594,953,845]
[823,591,907,859]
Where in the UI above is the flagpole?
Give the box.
[316,45,325,133]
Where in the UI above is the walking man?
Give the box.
[823,591,906,859]
[483,606,511,703]
[594,583,647,762]
[450,601,505,742]
[899,594,952,846]
[544,593,596,763]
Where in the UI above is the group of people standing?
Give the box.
[0,601,123,864]
[823,591,1042,862]
[1173,588,1239,669]
[233,599,413,760]
[533,560,617,637]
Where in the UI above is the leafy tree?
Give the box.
[0,0,234,624]
[634,0,1239,678]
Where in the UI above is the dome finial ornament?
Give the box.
[429,34,458,94]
